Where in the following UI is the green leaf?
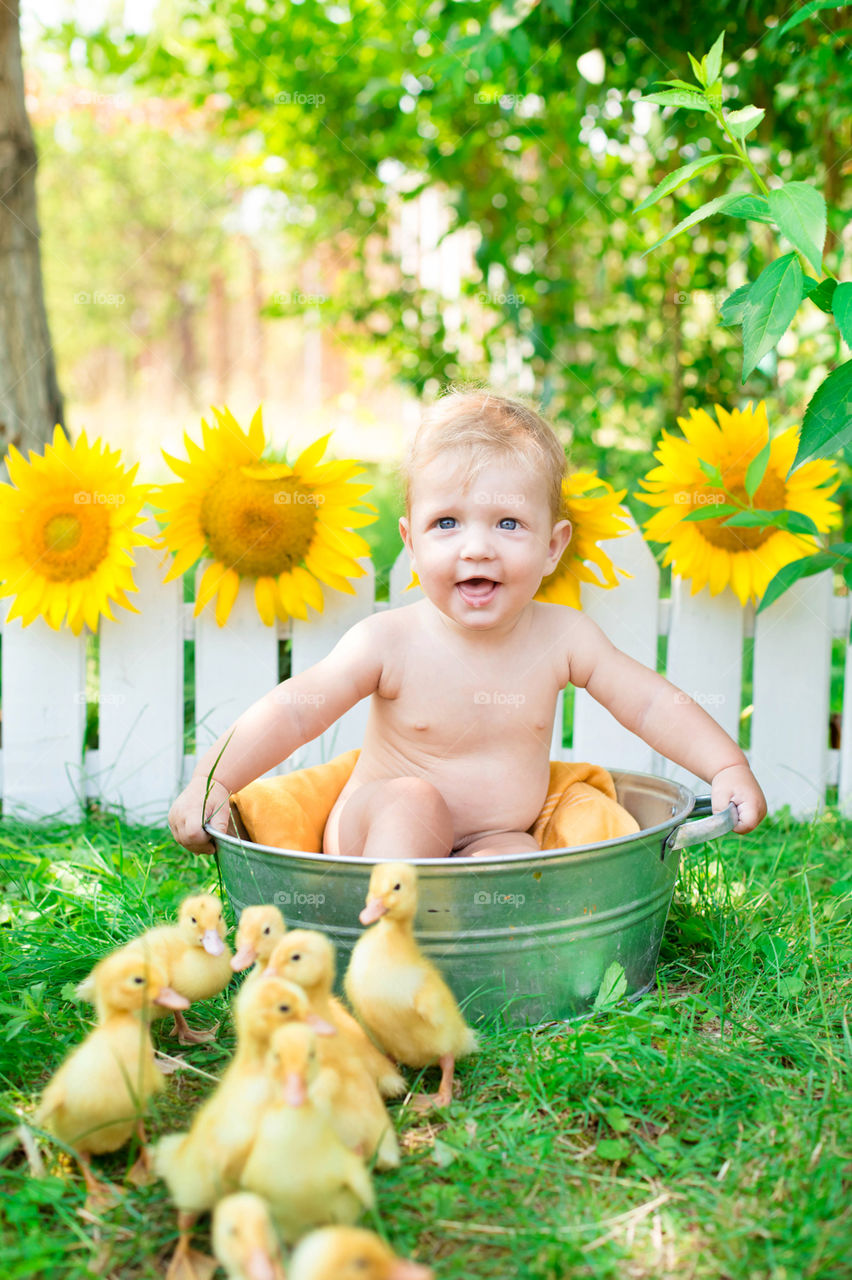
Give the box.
[758,547,852,612]
[688,51,705,84]
[744,441,772,497]
[721,509,818,535]
[645,192,763,255]
[703,32,725,86]
[725,105,765,139]
[698,459,724,484]
[720,283,752,325]
[805,277,838,313]
[658,79,705,92]
[795,362,852,465]
[634,154,739,213]
[768,182,827,275]
[593,961,628,1009]
[776,0,850,37]
[596,1137,631,1161]
[605,1106,631,1132]
[832,282,852,347]
[722,193,773,223]
[642,89,713,113]
[683,503,739,522]
[741,253,803,381]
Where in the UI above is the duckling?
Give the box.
[265,929,405,1097]
[36,948,188,1204]
[212,1193,286,1280]
[77,893,234,1045]
[230,904,286,983]
[344,862,477,1111]
[265,931,400,1169]
[240,1022,374,1243]
[155,977,335,1280]
[289,1226,433,1280]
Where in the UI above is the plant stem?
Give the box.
[714,110,771,196]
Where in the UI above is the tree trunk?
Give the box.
[0,0,64,458]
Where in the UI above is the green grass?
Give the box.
[1,810,851,1278]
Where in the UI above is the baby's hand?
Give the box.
[711,763,767,834]
[168,777,232,855]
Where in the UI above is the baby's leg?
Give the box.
[458,830,541,858]
[325,777,455,859]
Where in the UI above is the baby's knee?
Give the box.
[383,775,450,820]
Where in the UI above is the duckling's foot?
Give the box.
[79,1158,122,1212]
[408,1054,456,1112]
[165,1232,217,1280]
[167,1011,220,1045]
[126,1148,155,1187]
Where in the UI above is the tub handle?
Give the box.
[665,799,737,853]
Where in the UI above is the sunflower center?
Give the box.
[200,468,318,577]
[38,505,112,581]
[697,472,788,552]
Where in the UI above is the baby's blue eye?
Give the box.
[499,518,518,530]
[436,517,456,529]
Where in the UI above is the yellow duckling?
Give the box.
[135,892,234,1044]
[344,862,477,1111]
[240,1022,374,1244]
[265,930,400,1169]
[212,1193,286,1280]
[36,948,188,1203]
[265,928,405,1097]
[289,1227,433,1280]
[155,977,334,1280]
[230,904,287,980]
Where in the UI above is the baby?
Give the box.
[169,390,766,858]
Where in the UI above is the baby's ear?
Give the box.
[399,516,413,558]
[548,519,571,565]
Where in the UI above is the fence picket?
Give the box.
[840,595,852,817]
[572,526,660,773]
[97,542,184,822]
[663,578,745,792]
[751,570,834,816]
[1,608,87,817]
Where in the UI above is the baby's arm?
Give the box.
[169,614,385,853]
[566,613,766,833]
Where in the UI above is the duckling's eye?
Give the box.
[190,916,197,925]
[262,926,271,935]
[291,953,301,962]
[278,1004,291,1014]
[393,883,401,891]
[132,976,145,985]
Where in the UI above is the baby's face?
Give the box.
[400,452,570,633]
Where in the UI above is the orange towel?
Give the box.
[232,751,639,853]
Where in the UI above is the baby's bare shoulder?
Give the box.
[530,602,612,687]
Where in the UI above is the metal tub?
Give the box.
[211,771,735,1027]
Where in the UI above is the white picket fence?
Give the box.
[2,521,850,824]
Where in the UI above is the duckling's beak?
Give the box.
[388,1262,434,1280]
[231,943,257,971]
[244,1248,277,1280]
[304,1013,337,1037]
[281,1071,307,1108]
[360,896,388,925]
[154,986,191,1010]
[202,929,226,956]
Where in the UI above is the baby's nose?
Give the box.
[460,525,495,559]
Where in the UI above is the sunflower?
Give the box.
[0,426,151,634]
[535,471,632,609]
[637,402,841,605]
[156,406,376,626]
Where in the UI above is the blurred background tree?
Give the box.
[17,0,851,510]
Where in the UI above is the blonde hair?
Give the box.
[402,389,567,520]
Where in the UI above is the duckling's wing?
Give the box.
[412,972,461,1029]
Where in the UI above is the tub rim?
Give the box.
[208,768,701,869]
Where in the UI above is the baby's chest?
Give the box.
[387,658,558,743]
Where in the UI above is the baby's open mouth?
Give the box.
[457,577,500,606]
